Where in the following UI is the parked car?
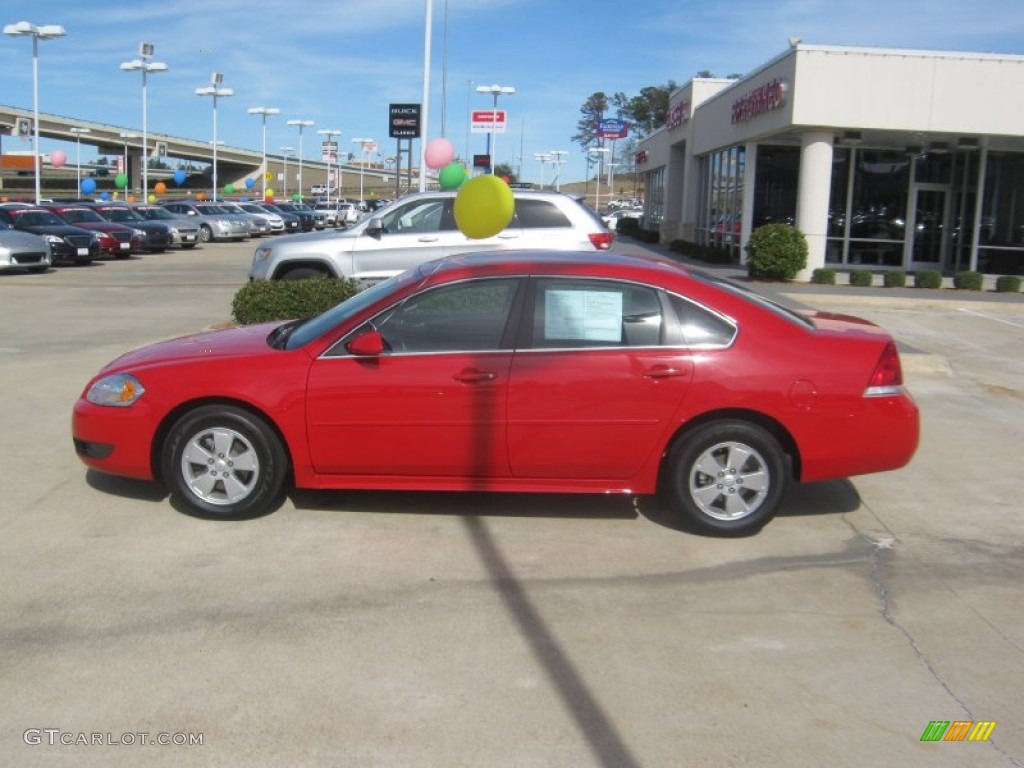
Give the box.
[218,202,272,237]
[160,202,249,243]
[129,204,201,249]
[271,202,318,232]
[249,189,614,284]
[253,203,301,233]
[335,201,363,227]
[5,208,99,265]
[73,249,919,533]
[310,184,335,196]
[88,204,173,253]
[602,208,643,230]
[233,202,287,233]
[44,205,139,258]
[312,201,344,228]
[0,221,51,273]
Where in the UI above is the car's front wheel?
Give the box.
[161,405,288,518]
[198,225,213,243]
[280,266,329,280]
[665,420,788,536]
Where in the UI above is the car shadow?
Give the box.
[85,469,168,502]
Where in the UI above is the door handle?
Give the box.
[417,236,439,243]
[453,369,496,383]
[642,365,689,379]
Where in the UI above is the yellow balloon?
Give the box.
[454,175,514,239]
[148,194,156,203]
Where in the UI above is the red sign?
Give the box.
[471,110,507,134]
[731,78,787,124]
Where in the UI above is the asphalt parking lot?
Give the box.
[1,239,1022,767]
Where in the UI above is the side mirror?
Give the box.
[364,219,384,238]
[346,330,385,357]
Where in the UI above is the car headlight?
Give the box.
[44,234,63,245]
[254,246,271,262]
[86,373,146,407]
[133,228,147,237]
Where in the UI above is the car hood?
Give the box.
[101,321,284,372]
[0,230,48,249]
[17,223,92,237]
[263,229,357,247]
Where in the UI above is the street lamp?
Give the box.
[316,129,341,204]
[279,146,294,198]
[548,150,568,191]
[475,83,515,174]
[351,137,373,204]
[286,118,314,201]
[534,152,551,189]
[118,131,138,193]
[195,73,233,201]
[69,126,90,192]
[247,106,279,201]
[4,20,67,205]
[120,43,167,199]
[588,146,609,212]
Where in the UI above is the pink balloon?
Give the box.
[424,138,455,170]
[50,150,67,168]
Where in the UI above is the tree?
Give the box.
[494,163,516,182]
[572,91,609,152]
[611,82,676,137]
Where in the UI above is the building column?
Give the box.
[739,142,758,264]
[663,144,686,242]
[795,131,834,280]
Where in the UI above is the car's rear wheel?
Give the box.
[281,266,328,280]
[665,420,788,536]
[198,225,213,243]
[161,405,288,518]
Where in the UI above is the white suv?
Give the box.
[249,189,613,283]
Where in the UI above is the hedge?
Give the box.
[232,277,359,325]
[914,270,943,289]
[849,269,874,287]
[745,224,808,281]
[953,271,984,290]
[883,270,907,288]
[811,268,836,285]
[995,275,1022,293]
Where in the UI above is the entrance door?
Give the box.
[909,185,950,270]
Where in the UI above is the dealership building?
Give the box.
[636,43,1024,277]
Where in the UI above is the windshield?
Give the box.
[281,271,422,350]
[196,205,229,215]
[58,209,104,223]
[14,210,64,226]
[100,208,142,222]
[136,207,175,220]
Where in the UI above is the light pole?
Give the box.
[588,146,609,212]
[118,131,138,195]
[247,106,279,201]
[69,126,90,193]
[475,83,514,174]
[286,119,314,201]
[4,21,66,205]
[279,146,294,198]
[316,129,341,204]
[351,138,373,204]
[549,150,568,191]
[120,44,167,199]
[195,73,233,201]
[534,152,551,189]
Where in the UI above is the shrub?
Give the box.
[848,269,874,287]
[995,275,1022,293]
[745,224,808,281]
[811,268,836,285]
[883,270,907,288]
[914,270,943,289]
[232,276,359,325]
[953,270,984,291]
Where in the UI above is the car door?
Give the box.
[305,277,523,478]
[507,277,694,480]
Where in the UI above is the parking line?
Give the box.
[958,308,1024,329]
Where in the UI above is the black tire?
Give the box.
[280,267,327,281]
[161,405,288,519]
[665,420,788,536]
[181,243,198,250]
[27,266,49,274]
[199,225,213,243]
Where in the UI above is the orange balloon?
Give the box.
[154,182,167,195]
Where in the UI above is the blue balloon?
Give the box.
[245,177,256,189]
[173,169,187,186]
[99,191,110,201]
[81,177,97,195]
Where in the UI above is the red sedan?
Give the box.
[72,250,919,535]
[46,205,139,258]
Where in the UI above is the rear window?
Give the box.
[514,199,572,229]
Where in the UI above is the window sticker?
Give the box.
[544,289,623,342]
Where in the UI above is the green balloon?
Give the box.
[114,173,128,190]
[224,184,235,195]
[439,162,466,190]
[291,193,301,202]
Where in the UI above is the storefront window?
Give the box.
[645,166,665,229]
[696,146,745,259]
[978,152,1024,275]
[752,146,798,228]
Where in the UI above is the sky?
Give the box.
[2,0,1022,187]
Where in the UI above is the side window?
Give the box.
[373,278,520,353]
[667,294,736,347]
[531,279,663,348]
[376,198,452,234]
[515,199,572,229]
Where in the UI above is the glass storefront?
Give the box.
[645,166,665,230]
[696,146,746,258]
[978,152,1024,275]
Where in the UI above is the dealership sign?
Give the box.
[597,118,629,139]
[471,110,507,134]
[389,103,422,138]
[666,100,690,131]
[731,78,788,124]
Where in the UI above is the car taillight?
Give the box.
[864,341,904,396]
[588,231,614,250]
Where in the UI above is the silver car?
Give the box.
[218,202,272,237]
[130,204,202,249]
[0,222,51,273]
[161,202,249,243]
[234,202,286,233]
[249,189,613,284]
